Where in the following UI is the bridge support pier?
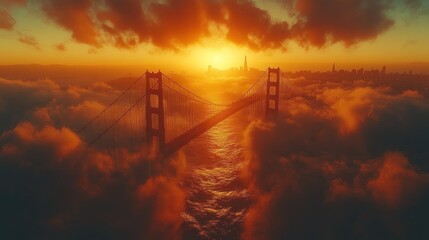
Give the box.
[145,71,166,153]
[266,67,280,119]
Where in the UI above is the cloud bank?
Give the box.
[0,0,26,30]
[0,76,186,239]
[241,75,429,239]
[15,0,421,50]
[1,67,429,239]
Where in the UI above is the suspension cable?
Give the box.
[161,73,222,106]
[161,82,230,107]
[78,73,146,133]
[280,73,319,110]
[239,69,268,99]
[87,83,154,147]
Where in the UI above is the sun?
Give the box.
[212,53,223,67]
[189,46,242,71]
[207,49,240,70]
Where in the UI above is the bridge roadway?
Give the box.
[164,95,263,155]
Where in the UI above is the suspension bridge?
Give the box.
[78,68,305,159]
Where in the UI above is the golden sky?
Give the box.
[0,0,428,72]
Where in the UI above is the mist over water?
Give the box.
[181,116,250,240]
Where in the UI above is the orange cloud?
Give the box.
[0,73,190,239]
[41,0,99,46]
[368,152,429,208]
[0,0,26,30]
[18,34,40,49]
[3,121,81,159]
[324,87,385,134]
[55,43,66,51]
[0,0,27,6]
[0,120,186,239]
[136,176,185,239]
[222,0,290,50]
[34,0,411,50]
[240,76,429,238]
[0,8,15,30]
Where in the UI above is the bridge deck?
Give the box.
[164,95,263,155]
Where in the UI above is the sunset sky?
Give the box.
[1,0,428,71]
[2,1,429,240]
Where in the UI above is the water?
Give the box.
[181,116,250,240]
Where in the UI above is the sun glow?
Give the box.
[206,50,237,70]
[188,45,243,71]
[212,53,223,68]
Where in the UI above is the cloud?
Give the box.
[18,34,40,49]
[0,78,59,132]
[55,43,66,51]
[40,0,99,46]
[287,0,394,47]
[0,121,184,239]
[0,8,15,30]
[242,126,429,239]
[96,0,291,50]
[322,87,387,135]
[403,0,429,14]
[0,76,187,239]
[1,69,429,239]
[136,176,186,239]
[221,0,290,50]
[0,0,26,30]
[368,152,429,208]
[1,121,81,160]
[32,0,420,50]
[0,0,27,30]
[146,0,221,50]
[0,0,27,7]
[97,0,147,49]
[240,76,429,239]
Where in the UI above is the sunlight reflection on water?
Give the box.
[181,116,250,240]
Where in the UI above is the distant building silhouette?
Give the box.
[332,63,336,72]
[244,55,248,72]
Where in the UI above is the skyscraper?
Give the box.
[244,55,248,72]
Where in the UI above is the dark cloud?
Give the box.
[97,0,223,50]
[1,68,429,239]
[0,0,26,30]
[0,8,15,30]
[0,76,186,239]
[18,34,40,49]
[241,77,429,239]
[0,121,186,239]
[404,0,427,12]
[147,0,221,50]
[55,43,66,51]
[33,0,420,50]
[97,0,147,48]
[41,0,99,46]
[0,0,27,7]
[95,0,291,50]
[222,0,290,50]
[288,0,394,47]
[0,78,58,132]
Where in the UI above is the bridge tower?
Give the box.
[266,67,280,118]
[145,71,166,152]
